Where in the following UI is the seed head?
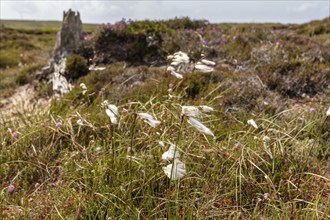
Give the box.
[247,119,258,129]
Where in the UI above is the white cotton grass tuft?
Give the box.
[107,104,118,116]
[106,109,118,124]
[199,105,215,113]
[163,158,186,180]
[194,57,216,73]
[201,59,216,66]
[187,117,215,137]
[194,63,214,73]
[327,107,330,117]
[102,101,118,116]
[158,141,165,148]
[79,83,88,95]
[262,136,270,143]
[170,61,180,66]
[247,119,258,129]
[143,118,161,128]
[167,55,174,60]
[172,51,190,64]
[162,144,180,160]
[79,83,87,90]
[169,70,183,79]
[137,112,154,120]
[77,119,83,126]
[262,135,272,158]
[263,143,273,159]
[104,103,119,124]
[182,106,201,118]
[166,51,190,79]
[166,66,176,72]
[137,112,161,128]
[102,100,108,106]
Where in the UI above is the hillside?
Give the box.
[1,19,97,32]
[0,18,329,219]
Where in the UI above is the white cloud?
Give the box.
[291,2,320,12]
[1,0,329,24]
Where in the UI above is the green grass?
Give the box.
[0,18,329,219]
[1,70,329,219]
[0,28,54,98]
[0,19,97,98]
[1,19,97,32]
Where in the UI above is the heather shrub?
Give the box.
[76,40,94,62]
[94,26,164,65]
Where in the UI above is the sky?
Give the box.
[1,0,329,24]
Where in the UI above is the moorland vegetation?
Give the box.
[1,17,329,219]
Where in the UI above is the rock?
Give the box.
[35,61,54,80]
[53,9,83,62]
[52,58,71,96]
[38,9,83,95]
[89,64,106,71]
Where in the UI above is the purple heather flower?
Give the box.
[8,184,15,193]
[222,38,228,44]
[309,108,316,113]
[196,27,204,33]
[209,28,217,34]
[98,90,104,97]
[201,40,207,45]
[12,131,18,138]
[233,35,237,40]
[215,38,222,44]
[56,122,62,128]
[186,29,196,37]
[83,33,93,41]
[263,193,270,200]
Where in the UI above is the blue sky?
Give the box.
[1,0,329,24]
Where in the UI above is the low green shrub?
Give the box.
[65,54,89,80]
[76,40,94,61]
[15,71,31,85]
[0,50,19,68]
[14,63,44,85]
